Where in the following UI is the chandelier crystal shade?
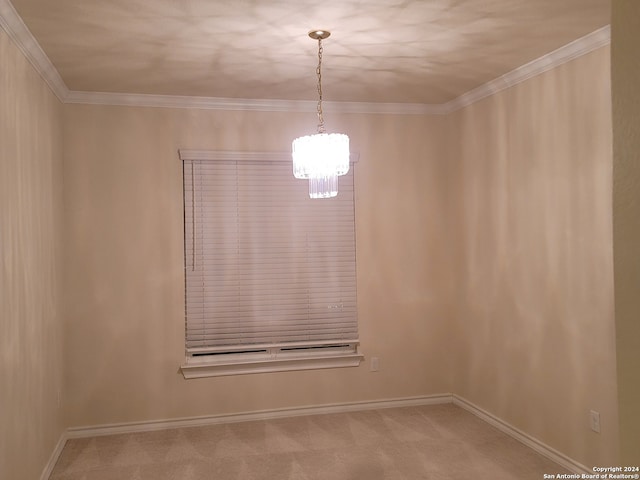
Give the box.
[292,30,350,199]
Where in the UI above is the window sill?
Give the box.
[180,351,364,379]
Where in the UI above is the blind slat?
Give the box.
[183,157,358,349]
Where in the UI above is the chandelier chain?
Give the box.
[316,38,325,134]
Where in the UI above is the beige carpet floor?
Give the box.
[49,404,571,479]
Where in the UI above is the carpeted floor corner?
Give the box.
[49,404,570,479]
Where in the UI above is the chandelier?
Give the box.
[292,30,350,199]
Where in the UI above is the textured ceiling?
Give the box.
[10,0,610,104]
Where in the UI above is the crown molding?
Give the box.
[0,0,68,101]
[64,90,447,115]
[1,0,610,114]
[443,25,611,113]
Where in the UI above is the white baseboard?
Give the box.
[452,395,590,474]
[39,431,68,480]
[43,394,589,478]
[66,394,452,439]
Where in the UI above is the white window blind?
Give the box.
[180,151,359,366]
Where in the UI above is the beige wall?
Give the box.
[611,0,640,464]
[59,44,619,468]
[0,28,64,480]
[2,12,627,474]
[61,105,454,427]
[450,46,619,466]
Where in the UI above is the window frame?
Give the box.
[178,150,363,378]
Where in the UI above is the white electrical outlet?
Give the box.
[590,410,601,433]
[370,357,379,372]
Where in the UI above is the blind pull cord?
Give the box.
[191,161,196,271]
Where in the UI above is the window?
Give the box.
[179,150,362,378]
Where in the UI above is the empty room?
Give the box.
[1,0,638,478]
